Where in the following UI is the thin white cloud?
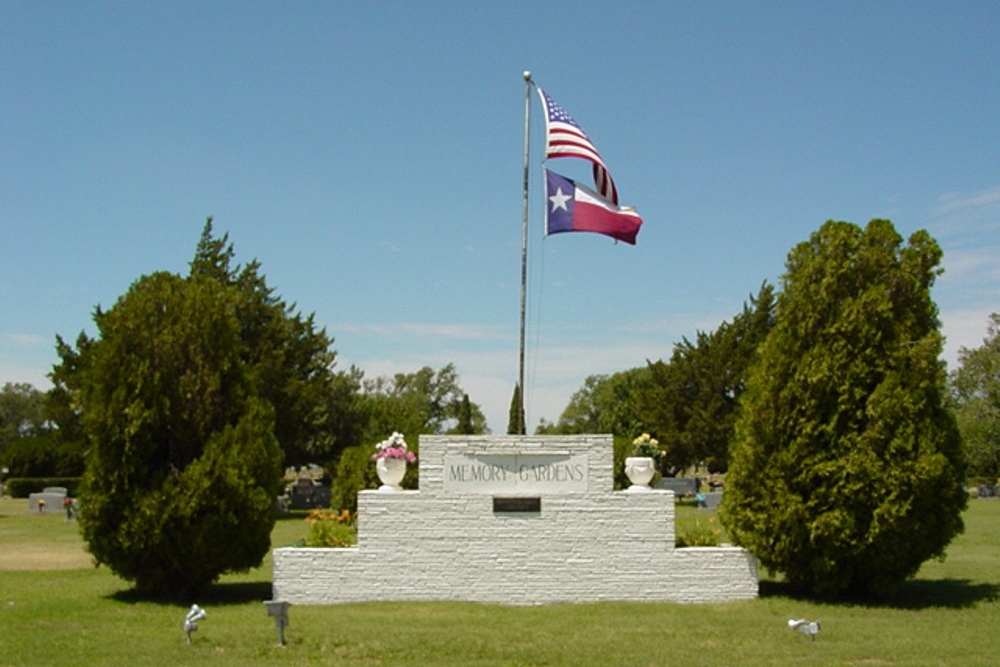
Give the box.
[335,321,509,342]
[2,334,50,349]
[614,311,740,338]
[938,247,1000,297]
[941,246,998,277]
[940,307,997,370]
[932,185,1000,230]
[0,358,52,389]
[0,336,54,388]
[925,184,1000,371]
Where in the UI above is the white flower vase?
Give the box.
[624,456,656,491]
[376,457,407,491]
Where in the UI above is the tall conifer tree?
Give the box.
[722,220,966,598]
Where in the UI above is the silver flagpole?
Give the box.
[517,70,532,435]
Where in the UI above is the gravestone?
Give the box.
[273,435,758,605]
[28,487,67,513]
[697,491,723,509]
[288,478,330,509]
[655,477,698,498]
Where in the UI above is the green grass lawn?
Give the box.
[1,496,997,666]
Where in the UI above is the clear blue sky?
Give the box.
[3,2,999,433]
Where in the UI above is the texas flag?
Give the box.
[544,168,643,245]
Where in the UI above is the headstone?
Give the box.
[654,477,698,497]
[288,478,330,509]
[28,487,68,513]
[276,495,290,514]
[697,491,723,509]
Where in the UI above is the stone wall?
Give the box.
[272,435,758,605]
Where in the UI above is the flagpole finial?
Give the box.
[522,70,532,81]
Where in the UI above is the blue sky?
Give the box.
[3,2,999,433]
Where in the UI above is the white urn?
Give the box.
[624,456,656,491]
[376,457,407,491]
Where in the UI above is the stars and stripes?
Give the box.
[537,87,619,205]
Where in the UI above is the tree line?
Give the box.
[1,218,994,600]
[537,281,995,495]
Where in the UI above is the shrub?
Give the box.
[80,399,282,596]
[612,435,632,490]
[331,444,379,512]
[676,516,723,547]
[303,509,356,547]
[1,434,84,478]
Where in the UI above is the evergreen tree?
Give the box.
[641,283,775,474]
[66,272,282,595]
[722,220,966,598]
[188,219,364,466]
[507,384,524,435]
[52,221,360,595]
[452,394,476,435]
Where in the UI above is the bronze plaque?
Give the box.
[493,497,541,513]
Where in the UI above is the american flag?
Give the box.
[537,87,618,205]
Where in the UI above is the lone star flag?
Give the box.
[544,168,642,245]
[537,87,618,205]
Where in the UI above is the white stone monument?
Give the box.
[272,435,758,605]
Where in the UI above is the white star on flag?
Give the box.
[549,187,571,212]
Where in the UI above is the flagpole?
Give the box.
[517,70,532,435]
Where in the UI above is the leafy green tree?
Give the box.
[49,334,90,446]
[332,364,486,510]
[536,368,651,438]
[949,313,1000,482]
[358,364,486,439]
[722,220,966,598]
[62,271,283,596]
[642,341,705,476]
[534,370,653,489]
[641,283,775,475]
[0,383,49,455]
[0,382,85,478]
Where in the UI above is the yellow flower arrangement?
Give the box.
[631,433,663,459]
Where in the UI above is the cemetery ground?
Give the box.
[1,498,997,667]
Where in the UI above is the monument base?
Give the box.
[272,435,758,606]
